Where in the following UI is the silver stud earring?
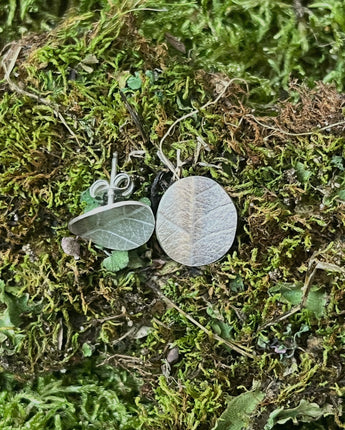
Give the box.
[155,175,237,267]
[153,80,238,267]
[68,152,155,251]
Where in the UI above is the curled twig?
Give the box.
[158,77,249,179]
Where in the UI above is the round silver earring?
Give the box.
[68,152,155,251]
[155,175,237,267]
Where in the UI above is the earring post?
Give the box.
[108,152,118,205]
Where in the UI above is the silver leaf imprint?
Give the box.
[156,176,237,266]
[68,201,155,251]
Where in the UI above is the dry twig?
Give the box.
[247,114,345,137]
[148,280,255,359]
[260,256,345,330]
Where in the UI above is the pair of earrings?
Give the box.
[68,153,237,267]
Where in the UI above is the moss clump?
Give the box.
[2,1,345,429]
[0,361,141,429]
[139,0,345,100]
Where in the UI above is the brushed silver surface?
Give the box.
[156,176,237,266]
[68,201,155,251]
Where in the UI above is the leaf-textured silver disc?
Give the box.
[68,201,155,251]
[156,176,237,266]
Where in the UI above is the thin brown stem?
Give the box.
[148,282,254,359]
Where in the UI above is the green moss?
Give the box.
[0,361,141,429]
[2,0,345,429]
[139,0,345,100]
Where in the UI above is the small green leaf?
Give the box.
[295,161,312,183]
[337,189,345,200]
[270,282,327,318]
[229,275,245,292]
[0,280,29,353]
[212,323,222,336]
[80,189,101,212]
[139,197,151,206]
[305,286,327,318]
[0,280,29,328]
[331,155,344,170]
[81,343,93,357]
[102,250,129,272]
[145,70,156,84]
[212,389,265,430]
[127,72,142,90]
[211,320,233,340]
[265,399,335,428]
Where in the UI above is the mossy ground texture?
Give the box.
[2,1,345,429]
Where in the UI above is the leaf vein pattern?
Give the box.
[193,228,235,246]
[198,202,233,221]
[86,228,139,246]
[158,213,191,235]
